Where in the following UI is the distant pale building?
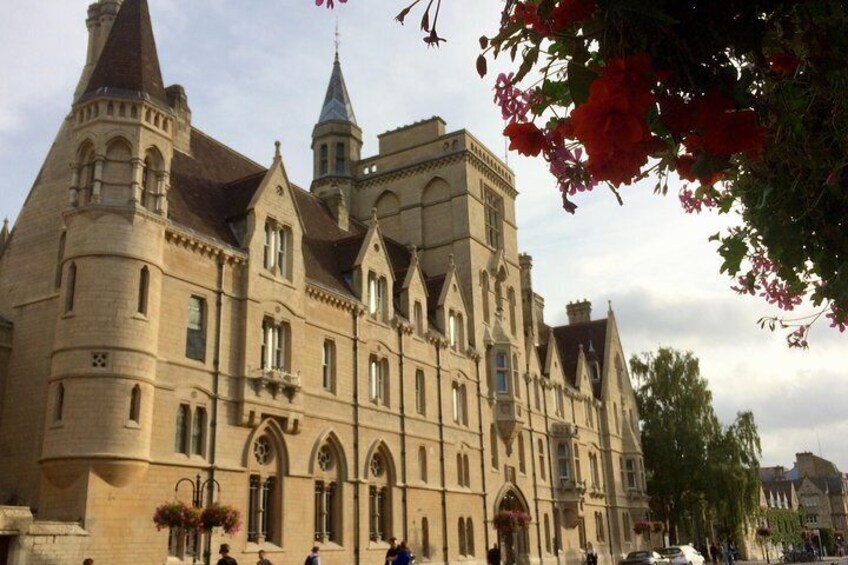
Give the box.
[0,1,649,563]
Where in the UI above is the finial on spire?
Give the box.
[334,19,340,61]
[370,207,379,225]
[448,253,456,269]
[274,140,281,160]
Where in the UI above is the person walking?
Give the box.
[256,549,273,565]
[487,544,502,565]
[394,541,414,565]
[218,543,239,565]
[304,545,321,565]
[385,537,400,564]
[586,544,598,565]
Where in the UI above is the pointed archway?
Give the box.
[494,484,532,565]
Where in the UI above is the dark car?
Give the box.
[619,551,672,565]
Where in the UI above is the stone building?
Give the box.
[0,1,649,563]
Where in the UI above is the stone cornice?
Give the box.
[165,223,248,265]
[305,281,360,313]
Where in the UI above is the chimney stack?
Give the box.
[316,183,349,232]
[566,300,592,325]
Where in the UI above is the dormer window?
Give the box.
[414,301,424,336]
[367,272,388,320]
[263,221,292,279]
[448,311,464,351]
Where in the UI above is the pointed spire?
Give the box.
[318,52,357,125]
[83,0,167,104]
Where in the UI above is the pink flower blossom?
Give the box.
[826,304,847,333]
[494,73,532,122]
[315,0,347,8]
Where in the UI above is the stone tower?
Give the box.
[42,0,177,508]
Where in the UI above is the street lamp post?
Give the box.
[175,474,221,565]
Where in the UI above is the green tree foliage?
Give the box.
[632,347,762,543]
[765,508,804,547]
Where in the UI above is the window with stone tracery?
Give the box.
[315,443,342,543]
[248,433,280,545]
[368,451,392,542]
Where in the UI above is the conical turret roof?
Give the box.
[318,54,357,125]
[83,0,167,104]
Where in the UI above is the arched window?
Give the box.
[415,370,426,415]
[54,383,65,422]
[518,433,526,474]
[481,271,490,323]
[129,385,141,423]
[174,404,190,454]
[418,446,427,483]
[138,266,150,315]
[538,438,546,481]
[557,442,570,481]
[466,518,475,556]
[191,407,206,457]
[248,430,282,545]
[421,517,431,558]
[335,142,346,174]
[368,450,392,541]
[315,441,343,543]
[508,287,517,335]
[319,144,328,175]
[65,262,77,313]
[544,514,552,553]
[458,517,467,556]
[490,425,499,469]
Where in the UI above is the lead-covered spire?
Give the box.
[318,54,357,125]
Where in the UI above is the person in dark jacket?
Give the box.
[487,544,502,565]
[394,541,414,565]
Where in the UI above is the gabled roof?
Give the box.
[83,0,168,105]
[317,55,357,125]
[551,319,609,395]
[424,275,447,314]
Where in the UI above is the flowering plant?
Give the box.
[152,501,201,531]
[633,519,652,535]
[493,510,532,533]
[320,0,848,345]
[200,503,242,535]
[757,525,772,538]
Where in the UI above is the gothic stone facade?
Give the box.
[0,1,649,563]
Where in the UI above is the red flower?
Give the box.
[513,2,552,35]
[504,121,548,157]
[569,54,659,186]
[768,52,800,76]
[702,110,766,159]
[550,118,575,145]
[551,0,597,30]
[659,96,695,140]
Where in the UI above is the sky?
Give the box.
[1,0,845,470]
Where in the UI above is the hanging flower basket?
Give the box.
[493,510,531,534]
[651,521,665,534]
[200,503,242,535]
[757,526,772,538]
[152,501,202,531]
[633,520,652,535]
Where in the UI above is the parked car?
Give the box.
[660,546,706,565]
[619,550,672,565]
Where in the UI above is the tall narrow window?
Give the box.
[335,142,346,174]
[192,407,206,456]
[65,262,77,313]
[264,222,274,269]
[495,351,508,393]
[322,340,335,392]
[538,438,546,481]
[463,454,470,487]
[414,301,424,335]
[466,518,475,556]
[557,442,570,481]
[512,354,521,398]
[422,518,431,558]
[369,357,387,405]
[484,188,503,249]
[481,271,490,323]
[129,385,141,423]
[320,144,329,175]
[261,320,288,371]
[448,311,458,349]
[314,443,341,543]
[138,266,150,315]
[456,453,464,486]
[55,232,66,289]
[574,445,582,482]
[277,227,290,279]
[55,383,65,422]
[534,381,541,411]
[185,296,206,361]
[490,425,499,469]
[626,458,637,490]
[518,433,526,474]
[544,514,552,553]
[623,513,632,542]
[508,287,517,335]
[175,404,190,454]
[418,446,427,483]
[452,383,461,424]
[415,370,426,415]
[458,518,467,556]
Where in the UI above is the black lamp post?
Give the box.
[175,473,221,565]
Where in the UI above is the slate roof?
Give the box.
[83,0,168,105]
[317,55,357,125]
[551,319,609,395]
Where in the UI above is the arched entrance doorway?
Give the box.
[494,486,531,565]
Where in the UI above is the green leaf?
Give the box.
[567,62,597,105]
[716,234,748,275]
